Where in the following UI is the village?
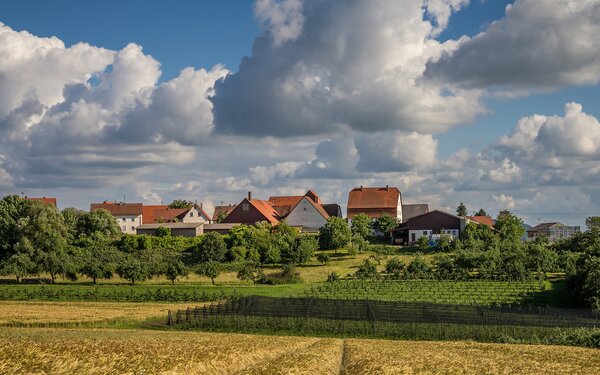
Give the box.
[27,185,581,244]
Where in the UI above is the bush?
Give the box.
[385,258,406,279]
[416,236,430,250]
[291,236,318,264]
[316,253,330,265]
[227,246,247,262]
[406,253,431,279]
[327,271,339,283]
[355,259,377,279]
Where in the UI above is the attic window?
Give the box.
[242,203,249,211]
[190,212,194,217]
[303,207,307,211]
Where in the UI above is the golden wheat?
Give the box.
[0,301,196,325]
[343,338,600,375]
[0,328,321,375]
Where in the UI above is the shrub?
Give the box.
[355,259,377,279]
[326,271,339,283]
[227,246,247,262]
[291,236,318,264]
[406,253,431,279]
[385,258,405,279]
[416,236,430,250]
[316,253,330,265]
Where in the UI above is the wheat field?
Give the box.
[1,328,599,374]
[0,301,196,325]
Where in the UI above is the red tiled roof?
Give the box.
[249,199,281,224]
[154,207,189,222]
[142,205,169,224]
[347,187,400,209]
[268,195,303,207]
[26,197,57,207]
[91,202,143,216]
[468,215,494,228]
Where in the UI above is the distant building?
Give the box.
[391,210,471,245]
[347,186,403,222]
[25,197,57,207]
[221,192,282,225]
[91,202,143,234]
[145,204,210,224]
[402,204,429,222]
[467,215,494,228]
[212,204,237,223]
[285,196,331,232]
[527,222,581,242]
[135,222,204,237]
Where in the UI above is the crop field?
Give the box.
[0,328,599,375]
[0,301,196,326]
[306,279,563,306]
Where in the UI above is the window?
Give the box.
[242,203,249,211]
[190,212,194,217]
[131,226,135,231]
[303,207,307,211]
[131,218,135,222]
[423,231,428,235]
[121,226,126,231]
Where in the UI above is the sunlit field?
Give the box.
[1,328,599,375]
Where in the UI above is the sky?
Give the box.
[1,0,599,227]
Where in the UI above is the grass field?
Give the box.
[0,301,195,326]
[0,328,598,374]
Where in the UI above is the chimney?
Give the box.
[248,191,252,200]
[200,202,203,209]
[386,185,389,189]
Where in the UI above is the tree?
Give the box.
[350,213,372,239]
[350,233,369,253]
[319,216,352,251]
[197,261,220,285]
[474,208,488,216]
[494,211,525,243]
[355,259,377,279]
[227,245,247,262]
[406,253,431,279]
[372,214,398,238]
[80,241,119,284]
[117,255,149,285]
[216,211,228,223]
[77,209,121,240]
[237,262,264,284]
[0,195,33,261]
[164,258,187,285]
[290,236,318,264]
[0,252,35,283]
[195,232,227,263]
[326,271,339,283]
[436,233,452,252]
[347,242,359,258]
[456,203,467,217]
[169,200,193,209]
[385,258,405,279]
[586,216,600,231]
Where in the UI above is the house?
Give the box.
[212,204,237,222]
[221,192,282,225]
[527,222,581,242]
[91,202,143,234]
[153,204,210,224]
[285,196,331,232]
[135,222,204,237]
[347,186,402,222]
[467,215,494,228]
[391,210,469,245]
[25,197,57,207]
[222,190,341,230]
[402,204,429,222]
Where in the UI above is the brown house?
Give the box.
[347,186,402,220]
[221,192,281,225]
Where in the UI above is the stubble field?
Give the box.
[1,328,599,375]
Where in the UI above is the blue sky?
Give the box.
[0,0,599,227]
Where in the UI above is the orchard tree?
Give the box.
[319,216,352,252]
[0,195,34,261]
[237,262,264,284]
[164,258,187,285]
[456,203,467,217]
[290,235,318,264]
[350,213,372,239]
[0,252,35,283]
[79,240,120,284]
[197,261,220,285]
[77,209,121,240]
[117,255,149,284]
[195,232,227,263]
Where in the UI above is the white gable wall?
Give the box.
[181,207,207,223]
[286,197,327,232]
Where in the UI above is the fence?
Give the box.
[168,295,600,329]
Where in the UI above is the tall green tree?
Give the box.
[197,261,220,285]
[350,213,372,239]
[372,214,399,238]
[585,216,600,231]
[79,240,120,284]
[194,232,227,263]
[319,216,352,251]
[0,195,34,261]
[456,203,467,217]
[474,208,488,216]
[494,211,525,243]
